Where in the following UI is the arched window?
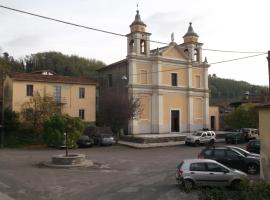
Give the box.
[194,49,199,61]
[129,39,134,52]
[140,40,146,54]
[184,49,189,56]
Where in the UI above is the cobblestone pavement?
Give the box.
[0,143,254,200]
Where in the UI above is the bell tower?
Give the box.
[127,10,151,56]
[181,22,203,63]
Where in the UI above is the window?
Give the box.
[26,84,33,96]
[129,39,134,52]
[79,87,85,99]
[226,150,240,158]
[190,163,206,171]
[171,73,178,86]
[140,40,146,54]
[195,75,201,88]
[213,149,225,158]
[207,163,227,172]
[54,85,61,103]
[140,70,147,84]
[194,49,199,61]
[79,109,85,120]
[108,74,113,87]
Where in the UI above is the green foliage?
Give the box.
[198,179,270,200]
[209,75,267,105]
[20,92,59,133]
[225,103,258,129]
[43,115,84,148]
[3,109,20,132]
[24,51,105,79]
[0,52,24,73]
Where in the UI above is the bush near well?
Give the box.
[43,115,84,148]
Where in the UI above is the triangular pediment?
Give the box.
[161,44,188,60]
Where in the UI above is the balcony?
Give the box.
[54,97,67,105]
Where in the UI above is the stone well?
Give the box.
[44,153,93,168]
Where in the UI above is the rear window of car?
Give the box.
[190,162,206,171]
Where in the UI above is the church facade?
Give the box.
[98,10,210,134]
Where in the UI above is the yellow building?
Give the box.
[3,71,96,123]
[257,104,270,180]
[98,10,210,134]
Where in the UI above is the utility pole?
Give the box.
[268,51,270,94]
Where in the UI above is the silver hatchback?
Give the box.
[176,159,247,190]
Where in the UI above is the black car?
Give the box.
[225,131,246,144]
[198,146,260,175]
[92,133,114,146]
[76,135,94,148]
[246,139,260,154]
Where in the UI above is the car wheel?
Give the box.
[247,163,259,175]
[183,179,194,191]
[230,179,241,190]
[185,141,189,146]
[195,140,200,147]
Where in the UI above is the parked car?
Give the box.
[241,128,259,141]
[76,135,94,148]
[84,126,114,146]
[176,159,247,190]
[226,146,260,158]
[198,146,260,174]
[185,130,216,146]
[92,133,114,146]
[246,139,260,154]
[225,131,246,144]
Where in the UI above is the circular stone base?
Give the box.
[43,159,94,168]
[42,153,93,168]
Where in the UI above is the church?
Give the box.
[98,10,210,134]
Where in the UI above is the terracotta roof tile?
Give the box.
[8,73,96,85]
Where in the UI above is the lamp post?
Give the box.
[267,51,270,94]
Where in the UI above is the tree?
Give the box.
[24,51,105,79]
[20,92,58,133]
[3,109,20,132]
[98,90,142,137]
[43,114,84,149]
[225,103,258,129]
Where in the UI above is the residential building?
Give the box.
[257,104,270,180]
[98,10,210,134]
[3,70,96,123]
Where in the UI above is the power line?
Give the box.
[209,53,266,65]
[0,4,266,54]
[123,53,267,77]
[203,48,266,54]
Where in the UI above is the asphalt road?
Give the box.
[0,143,252,200]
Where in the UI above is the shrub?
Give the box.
[43,115,84,148]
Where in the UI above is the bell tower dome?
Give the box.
[126,10,151,56]
[181,22,202,62]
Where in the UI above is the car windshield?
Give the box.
[192,132,202,136]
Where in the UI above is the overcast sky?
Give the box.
[0,0,269,86]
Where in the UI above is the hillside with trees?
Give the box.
[0,50,267,104]
[0,51,105,79]
[209,74,268,105]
